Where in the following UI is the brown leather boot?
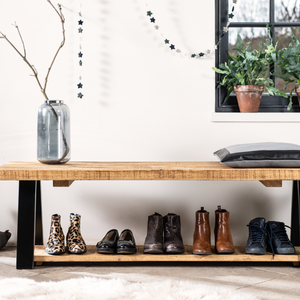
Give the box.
[193,207,212,255]
[214,205,235,254]
[163,213,184,254]
[144,212,164,254]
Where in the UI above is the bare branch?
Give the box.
[0,29,48,99]
[43,1,65,94]
[13,22,26,57]
[0,0,66,101]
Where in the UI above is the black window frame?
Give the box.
[215,0,300,112]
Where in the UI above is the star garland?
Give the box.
[77,3,84,98]
[145,0,237,58]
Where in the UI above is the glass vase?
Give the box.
[37,100,70,164]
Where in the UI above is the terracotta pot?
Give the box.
[234,85,264,113]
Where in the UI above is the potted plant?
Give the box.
[213,33,287,112]
[275,35,300,111]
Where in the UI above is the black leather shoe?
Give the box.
[96,229,119,254]
[117,229,137,254]
[144,212,164,254]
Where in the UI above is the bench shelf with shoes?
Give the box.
[0,161,300,269]
[33,245,300,266]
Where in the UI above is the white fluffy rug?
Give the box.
[0,276,260,300]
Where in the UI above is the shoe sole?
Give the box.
[68,250,87,254]
[275,249,295,254]
[117,248,137,254]
[96,249,115,254]
[192,252,212,255]
[45,251,66,255]
[245,251,266,255]
[165,249,184,254]
[144,249,164,254]
[215,250,235,254]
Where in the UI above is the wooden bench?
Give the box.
[0,161,299,269]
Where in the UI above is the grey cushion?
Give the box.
[214,142,300,168]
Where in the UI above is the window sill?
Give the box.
[211,113,300,123]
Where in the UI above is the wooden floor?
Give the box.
[34,245,300,265]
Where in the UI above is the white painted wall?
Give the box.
[0,0,296,247]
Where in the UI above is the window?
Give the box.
[215,0,300,112]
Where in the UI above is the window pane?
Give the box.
[275,0,300,22]
[275,27,300,93]
[229,27,268,54]
[229,0,269,22]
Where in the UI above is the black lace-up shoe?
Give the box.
[266,221,295,255]
[245,217,267,255]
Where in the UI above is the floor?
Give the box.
[0,246,300,300]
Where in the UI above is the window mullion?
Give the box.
[270,0,275,84]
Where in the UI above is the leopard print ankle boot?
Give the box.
[46,214,66,255]
[66,213,87,254]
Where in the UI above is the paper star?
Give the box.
[147,11,153,16]
[233,0,237,3]
[150,17,155,23]
[77,92,83,98]
[228,13,234,19]
[223,27,228,33]
[79,60,83,66]
[78,52,83,57]
[191,54,196,58]
[170,44,175,50]
[77,83,83,88]
[78,27,83,33]
[154,25,159,30]
[78,20,83,25]
[176,49,181,53]
[199,52,205,57]
[206,49,211,54]
[164,39,170,44]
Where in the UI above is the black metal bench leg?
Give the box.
[291,180,300,246]
[17,181,37,269]
[35,181,43,245]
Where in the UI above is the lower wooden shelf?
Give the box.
[34,245,300,265]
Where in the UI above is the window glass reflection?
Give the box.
[229,0,269,22]
[275,0,300,22]
[275,27,300,93]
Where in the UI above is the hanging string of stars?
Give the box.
[77,3,83,98]
[145,0,238,58]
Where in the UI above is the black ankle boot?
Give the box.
[144,212,164,254]
[163,213,184,254]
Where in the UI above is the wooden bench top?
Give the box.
[0,161,300,187]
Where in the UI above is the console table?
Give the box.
[0,161,299,269]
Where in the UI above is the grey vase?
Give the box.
[0,230,11,249]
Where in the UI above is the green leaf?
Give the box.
[236,34,243,50]
[212,67,228,74]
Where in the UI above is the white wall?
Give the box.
[0,0,296,247]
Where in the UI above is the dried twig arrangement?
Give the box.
[0,0,65,100]
[0,0,69,161]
